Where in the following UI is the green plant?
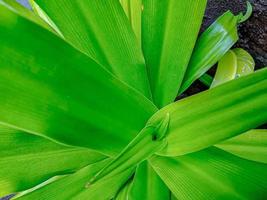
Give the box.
[0,0,266,199]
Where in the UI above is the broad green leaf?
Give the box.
[15,159,132,200]
[217,129,267,164]
[142,0,207,107]
[0,125,106,197]
[33,0,151,98]
[128,161,170,200]
[233,48,255,77]
[15,160,111,199]
[201,49,263,163]
[149,68,267,156]
[0,5,157,156]
[119,0,142,45]
[210,50,237,88]
[179,10,243,94]
[151,147,267,200]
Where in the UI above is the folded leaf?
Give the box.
[128,161,170,200]
[179,10,242,94]
[233,48,255,77]
[142,0,207,107]
[0,125,106,197]
[211,48,255,88]
[15,159,131,199]
[149,68,267,156]
[199,73,213,87]
[33,0,151,98]
[210,50,237,88]
[217,129,267,164]
[0,5,157,156]
[151,147,267,200]
[88,115,169,183]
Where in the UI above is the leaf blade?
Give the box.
[119,0,142,45]
[0,125,106,197]
[179,11,240,94]
[33,0,151,98]
[149,68,267,156]
[142,0,207,107]
[0,5,157,155]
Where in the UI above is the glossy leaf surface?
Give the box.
[0,5,157,156]
[33,0,151,98]
[88,115,169,184]
[142,0,207,107]
[151,147,267,200]
[0,125,105,197]
[150,68,267,156]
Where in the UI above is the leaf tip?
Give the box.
[238,1,253,23]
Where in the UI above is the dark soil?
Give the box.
[204,0,267,68]
[185,0,267,97]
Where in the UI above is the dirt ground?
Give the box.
[185,0,267,96]
[204,0,267,68]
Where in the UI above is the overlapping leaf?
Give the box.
[119,0,142,45]
[0,125,106,197]
[151,147,267,200]
[179,6,252,93]
[0,5,157,156]
[142,0,207,107]
[14,159,134,200]
[32,0,151,98]
[149,68,267,156]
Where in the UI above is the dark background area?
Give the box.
[179,0,267,98]
[203,0,267,68]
